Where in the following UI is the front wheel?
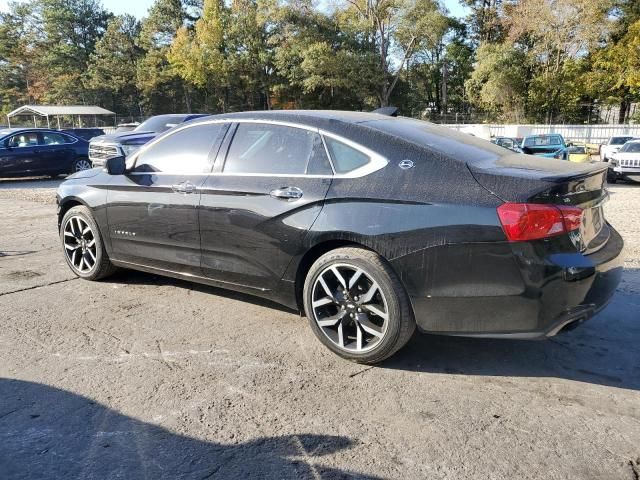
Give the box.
[60,206,116,280]
[303,247,415,364]
[607,170,617,184]
[71,158,92,174]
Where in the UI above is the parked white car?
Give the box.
[600,136,636,161]
[608,139,640,183]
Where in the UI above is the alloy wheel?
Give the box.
[311,263,389,352]
[63,216,97,273]
[74,159,92,172]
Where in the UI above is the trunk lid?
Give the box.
[468,154,610,253]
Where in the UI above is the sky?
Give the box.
[0,0,469,20]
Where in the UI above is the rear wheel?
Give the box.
[60,206,116,280]
[303,247,415,364]
[71,158,92,173]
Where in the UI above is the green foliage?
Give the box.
[466,42,528,122]
[0,0,638,123]
[86,15,143,115]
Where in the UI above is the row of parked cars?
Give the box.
[0,115,205,179]
[491,133,640,184]
[2,114,639,185]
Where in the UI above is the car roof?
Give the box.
[197,109,391,125]
[150,113,203,119]
[189,110,512,163]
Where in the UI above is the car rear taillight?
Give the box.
[497,203,583,242]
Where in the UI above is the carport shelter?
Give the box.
[6,105,116,129]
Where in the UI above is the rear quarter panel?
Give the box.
[283,136,524,313]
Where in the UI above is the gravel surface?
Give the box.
[1,177,639,480]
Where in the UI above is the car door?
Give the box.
[199,122,333,290]
[106,122,229,275]
[0,131,42,176]
[39,131,76,175]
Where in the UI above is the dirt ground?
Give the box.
[0,176,639,480]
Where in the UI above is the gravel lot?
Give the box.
[0,176,639,480]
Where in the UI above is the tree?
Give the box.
[461,0,504,44]
[168,0,227,111]
[465,42,528,122]
[505,0,612,122]
[86,15,144,116]
[137,0,193,114]
[337,0,449,106]
[29,0,111,103]
[587,19,640,122]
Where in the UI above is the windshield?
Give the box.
[134,115,187,133]
[610,137,634,145]
[620,142,640,153]
[524,135,562,147]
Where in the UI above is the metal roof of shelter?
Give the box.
[6,105,116,128]
[7,105,115,117]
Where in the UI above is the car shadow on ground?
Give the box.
[108,269,298,314]
[0,379,380,480]
[106,269,640,392]
[382,289,640,391]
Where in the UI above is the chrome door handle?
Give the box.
[270,186,303,200]
[172,181,196,194]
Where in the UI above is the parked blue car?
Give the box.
[0,128,91,178]
[521,134,566,156]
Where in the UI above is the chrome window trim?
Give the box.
[320,129,388,179]
[61,134,79,145]
[44,132,78,146]
[128,118,388,179]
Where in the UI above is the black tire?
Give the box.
[607,171,617,184]
[303,247,415,364]
[70,157,92,174]
[60,205,116,281]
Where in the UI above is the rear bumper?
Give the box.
[406,226,624,338]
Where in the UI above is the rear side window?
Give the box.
[324,137,370,174]
[42,132,69,145]
[224,123,330,175]
[133,123,223,174]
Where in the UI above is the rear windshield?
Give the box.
[620,142,640,153]
[610,137,634,145]
[363,117,509,163]
[135,115,187,133]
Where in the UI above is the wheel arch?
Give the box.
[57,197,90,230]
[293,238,397,312]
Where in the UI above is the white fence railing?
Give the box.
[443,124,640,144]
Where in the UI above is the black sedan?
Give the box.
[56,111,623,364]
[0,128,91,178]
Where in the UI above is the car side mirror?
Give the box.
[104,156,126,175]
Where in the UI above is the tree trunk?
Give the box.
[184,86,192,113]
[619,98,629,124]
